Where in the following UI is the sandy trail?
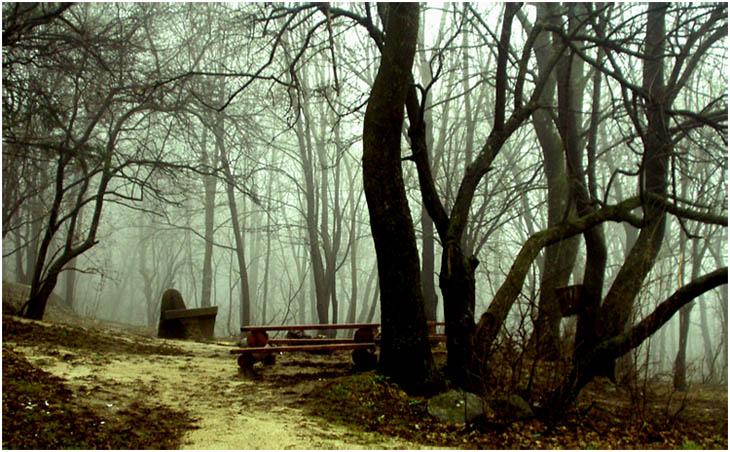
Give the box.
[15,336,425,449]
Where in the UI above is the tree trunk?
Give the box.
[366,275,379,324]
[64,259,77,311]
[201,126,217,308]
[217,113,251,326]
[440,244,477,387]
[708,244,728,383]
[357,260,378,323]
[550,267,727,418]
[293,99,330,331]
[675,230,712,388]
[421,211,438,322]
[262,212,272,324]
[554,5,608,373]
[346,162,361,324]
[528,3,580,358]
[415,10,444,326]
[22,148,112,320]
[24,203,43,285]
[673,302,693,391]
[362,2,435,393]
[547,3,676,415]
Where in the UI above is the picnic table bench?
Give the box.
[231,322,445,373]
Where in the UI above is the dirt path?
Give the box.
[12,328,425,449]
[5,315,728,450]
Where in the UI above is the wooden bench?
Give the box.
[232,322,445,374]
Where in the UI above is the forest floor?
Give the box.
[2,312,728,449]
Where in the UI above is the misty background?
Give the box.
[2,3,727,385]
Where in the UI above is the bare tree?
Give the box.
[361,3,436,393]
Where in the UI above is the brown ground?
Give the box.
[2,301,727,449]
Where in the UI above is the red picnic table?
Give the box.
[231,322,445,373]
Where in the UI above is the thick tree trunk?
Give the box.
[440,243,477,387]
[421,212,438,322]
[362,2,435,393]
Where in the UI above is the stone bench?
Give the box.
[157,288,218,340]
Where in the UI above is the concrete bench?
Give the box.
[160,306,218,339]
[157,288,218,340]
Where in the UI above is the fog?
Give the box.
[3,2,727,386]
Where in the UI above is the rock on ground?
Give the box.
[427,389,489,424]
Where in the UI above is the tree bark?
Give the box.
[362,2,435,393]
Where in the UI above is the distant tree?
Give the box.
[4,3,219,320]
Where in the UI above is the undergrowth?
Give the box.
[303,371,728,449]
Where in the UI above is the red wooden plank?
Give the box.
[240,323,378,332]
[266,335,445,346]
[230,342,376,354]
[240,321,445,332]
[267,338,357,345]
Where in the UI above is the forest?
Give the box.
[2,0,728,432]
